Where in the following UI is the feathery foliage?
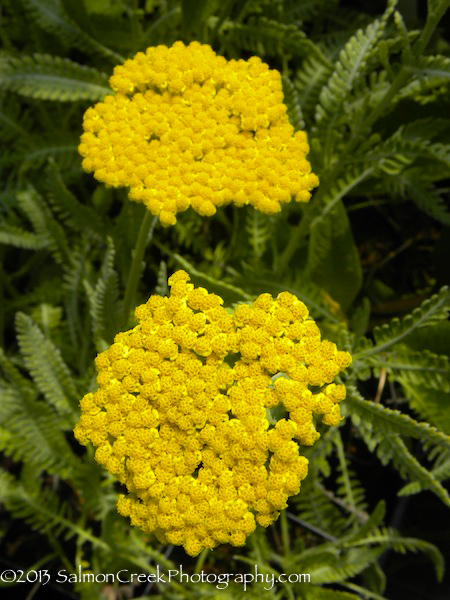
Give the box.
[20,0,124,63]
[1,0,449,598]
[0,54,111,101]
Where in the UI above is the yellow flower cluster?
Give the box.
[74,271,351,556]
[78,41,318,226]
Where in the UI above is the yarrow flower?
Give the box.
[78,41,318,227]
[74,271,351,556]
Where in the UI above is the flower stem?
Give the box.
[277,212,310,273]
[280,509,290,556]
[122,211,157,327]
[194,548,209,574]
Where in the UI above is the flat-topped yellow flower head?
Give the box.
[74,271,351,556]
[79,42,318,226]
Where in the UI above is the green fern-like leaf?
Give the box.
[282,75,305,130]
[376,166,450,225]
[307,547,385,584]
[294,56,333,122]
[62,240,90,351]
[0,97,33,142]
[345,387,450,450]
[376,346,450,393]
[401,117,450,142]
[0,54,111,101]
[0,388,75,474]
[84,237,121,347]
[404,180,450,225]
[397,122,450,169]
[311,165,375,224]
[294,477,350,538]
[365,26,420,72]
[426,142,450,168]
[355,286,450,357]
[399,454,450,496]
[245,209,272,262]
[21,0,123,63]
[401,384,450,435]
[344,70,390,118]
[0,469,108,547]
[0,222,49,249]
[315,1,396,154]
[316,24,383,120]
[394,55,450,105]
[411,53,450,80]
[367,134,426,175]
[22,141,79,170]
[30,303,63,331]
[16,312,78,417]
[378,434,450,506]
[221,17,329,65]
[69,459,113,517]
[340,500,386,544]
[17,186,70,265]
[45,162,105,235]
[0,347,35,401]
[335,432,368,521]
[345,527,444,581]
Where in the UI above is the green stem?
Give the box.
[277,212,310,273]
[48,535,74,573]
[414,0,450,56]
[194,548,209,574]
[347,199,387,211]
[122,211,157,327]
[341,581,388,600]
[280,510,290,557]
[286,511,338,542]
